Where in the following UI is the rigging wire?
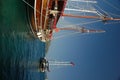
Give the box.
[102,0,120,11]
[106,12,120,17]
[65,0,97,15]
[52,32,86,40]
[22,0,46,17]
[104,21,120,25]
[58,19,102,28]
[95,5,120,24]
[94,4,120,17]
[94,5,111,17]
[94,4,120,24]
[26,4,37,37]
[79,19,102,26]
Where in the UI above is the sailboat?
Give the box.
[23,0,120,42]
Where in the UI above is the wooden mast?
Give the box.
[62,13,120,21]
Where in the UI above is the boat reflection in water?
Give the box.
[39,57,50,72]
[19,58,46,72]
[20,57,75,73]
[19,57,49,73]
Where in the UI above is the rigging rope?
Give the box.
[22,0,46,17]
[92,5,120,24]
[104,21,120,25]
[80,19,102,26]
[95,4,120,18]
[65,0,97,15]
[58,19,102,29]
[94,5,111,17]
[102,0,120,11]
[52,32,85,40]
[107,12,120,17]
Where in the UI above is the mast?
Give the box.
[65,8,97,14]
[69,0,97,3]
[64,0,120,21]
[62,13,120,21]
[54,27,105,33]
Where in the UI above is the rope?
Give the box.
[52,32,84,40]
[94,4,120,24]
[22,0,46,17]
[94,5,111,17]
[58,19,102,29]
[107,12,120,17]
[104,21,120,25]
[26,3,37,37]
[65,0,97,15]
[95,3,120,18]
[102,0,120,11]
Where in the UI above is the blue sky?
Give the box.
[46,0,120,80]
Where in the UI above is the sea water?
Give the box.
[0,0,45,80]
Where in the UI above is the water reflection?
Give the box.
[0,32,45,80]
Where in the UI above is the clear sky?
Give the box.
[46,0,120,80]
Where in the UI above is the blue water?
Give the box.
[0,0,46,80]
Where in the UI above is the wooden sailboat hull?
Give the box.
[27,0,67,42]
